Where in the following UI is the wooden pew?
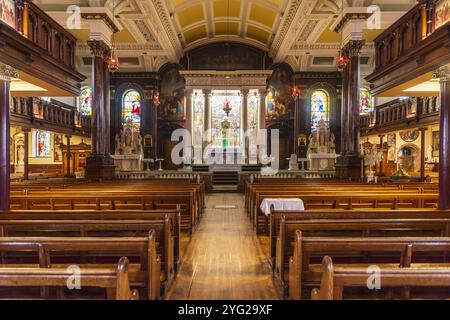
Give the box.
[311,256,450,300]
[289,232,450,299]
[275,217,450,287]
[0,257,138,300]
[0,231,160,299]
[0,218,175,290]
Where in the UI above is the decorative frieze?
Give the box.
[432,66,450,82]
[87,40,111,60]
[180,71,272,90]
[342,40,365,57]
[0,64,19,82]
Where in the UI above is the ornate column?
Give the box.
[293,92,300,154]
[241,89,249,162]
[22,128,30,180]
[203,89,211,143]
[65,135,72,178]
[0,64,18,211]
[103,57,111,156]
[341,63,349,155]
[258,89,267,131]
[433,66,450,209]
[85,40,115,180]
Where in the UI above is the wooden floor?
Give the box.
[166,193,281,300]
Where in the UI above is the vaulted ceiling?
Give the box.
[36,0,417,77]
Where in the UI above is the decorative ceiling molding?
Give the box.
[180,70,273,90]
[81,13,120,33]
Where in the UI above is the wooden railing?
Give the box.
[10,1,77,70]
[11,97,91,136]
[360,96,440,130]
[373,0,445,73]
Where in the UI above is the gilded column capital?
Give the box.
[432,66,450,82]
[0,64,19,82]
[87,40,111,61]
[342,40,365,57]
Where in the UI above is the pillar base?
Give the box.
[335,153,363,181]
[85,154,116,180]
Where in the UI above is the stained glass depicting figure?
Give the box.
[35,130,50,157]
[122,90,141,130]
[360,87,372,114]
[79,87,92,116]
[193,91,205,147]
[211,91,242,148]
[248,94,258,131]
[311,89,329,130]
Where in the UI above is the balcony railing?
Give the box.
[9,1,77,70]
[373,0,446,73]
[11,97,91,136]
[360,96,440,131]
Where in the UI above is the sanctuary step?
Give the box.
[213,171,238,185]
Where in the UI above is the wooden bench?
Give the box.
[0,256,138,300]
[311,256,450,300]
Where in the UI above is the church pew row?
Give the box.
[268,209,450,266]
[0,232,160,299]
[289,232,450,299]
[0,257,138,300]
[10,192,199,233]
[252,193,439,233]
[274,217,450,291]
[0,209,182,270]
[0,218,175,293]
[310,256,450,300]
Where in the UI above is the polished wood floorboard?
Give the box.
[166,193,282,300]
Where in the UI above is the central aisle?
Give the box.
[166,193,281,300]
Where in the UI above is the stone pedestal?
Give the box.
[309,153,337,171]
[111,154,143,171]
[85,155,115,180]
[335,154,363,180]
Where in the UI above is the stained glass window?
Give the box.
[248,94,258,131]
[35,130,51,157]
[211,91,242,148]
[193,91,205,147]
[359,87,372,114]
[122,90,141,130]
[79,87,92,116]
[311,89,329,130]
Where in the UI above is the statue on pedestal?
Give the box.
[112,124,144,172]
[307,119,337,171]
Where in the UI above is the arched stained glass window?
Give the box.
[359,87,372,114]
[35,130,51,157]
[122,89,141,130]
[248,94,258,131]
[79,87,92,116]
[311,89,329,130]
[193,91,205,147]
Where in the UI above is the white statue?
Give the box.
[112,124,144,172]
[307,120,338,171]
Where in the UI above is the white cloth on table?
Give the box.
[260,198,304,216]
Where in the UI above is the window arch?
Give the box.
[79,87,92,116]
[310,89,330,130]
[34,130,51,158]
[359,87,372,114]
[122,89,141,130]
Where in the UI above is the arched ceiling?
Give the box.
[165,0,289,51]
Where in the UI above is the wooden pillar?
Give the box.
[293,93,300,155]
[434,67,450,209]
[22,128,30,180]
[0,64,17,211]
[65,135,72,178]
[341,63,349,155]
[419,127,427,182]
[103,59,111,155]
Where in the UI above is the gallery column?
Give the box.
[419,127,427,182]
[22,128,30,180]
[0,64,18,211]
[203,89,211,143]
[434,66,450,209]
[85,40,115,180]
[185,89,193,148]
[258,89,267,131]
[241,89,249,163]
[65,135,72,178]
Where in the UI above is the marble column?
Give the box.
[241,89,249,162]
[419,127,427,182]
[22,128,30,180]
[0,64,18,211]
[293,94,300,154]
[341,64,349,155]
[258,89,267,131]
[65,135,72,178]
[185,89,193,150]
[336,40,364,180]
[103,58,111,156]
[85,40,115,180]
[203,89,211,143]
[434,67,450,209]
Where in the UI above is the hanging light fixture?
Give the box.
[291,40,300,99]
[108,0,119,72]
[337,0,349,70]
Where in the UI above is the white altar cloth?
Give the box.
[260,198,304,216]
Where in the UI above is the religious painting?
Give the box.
[122,89,141,130]
[310,89,330,130]
[144,134,153,148]
[297,134,307,147]
[79,87,92,116]
[35,130,51,158]
[387,133,396,161]
[436,0,450,29]
[160,67,184,97]
[359,87,372,114]
[247,93,258,131]
[432,131,440,157]
[53,134,63,162]
[400,130,419,142]
[160,96,185,120]
[266,92,290,120]
[211,91,241,148]
[0,0,16,29]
